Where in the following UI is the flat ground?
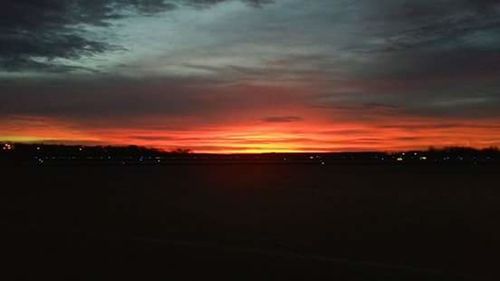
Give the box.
[2,164,499,280]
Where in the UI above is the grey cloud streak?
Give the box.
[262,116,303,123]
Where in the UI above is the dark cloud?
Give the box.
[319,0,500,120]
[0,0,271,72]
[262,116,303,123]
[364,0,500,31]
[352,0,500,80]
[379,123,500,130]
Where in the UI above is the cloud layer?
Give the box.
[0,0,271,71]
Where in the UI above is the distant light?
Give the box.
[321,161,326,165]
[420,156,427,161]
[78,147,83,151]
[397,157,403,161]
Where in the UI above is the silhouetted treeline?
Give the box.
[0,143,191,165]
[1,143,499,165]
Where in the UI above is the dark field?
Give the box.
[3,164,500,280]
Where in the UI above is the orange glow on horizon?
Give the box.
[1,115,499,153]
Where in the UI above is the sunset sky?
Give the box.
[1,0,500,153]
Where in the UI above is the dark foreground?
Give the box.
[2,164,500,280]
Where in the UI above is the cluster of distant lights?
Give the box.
[2,143,14,151]
[395,152,427,162]
[32,153,164,165]
[309,155,326,165]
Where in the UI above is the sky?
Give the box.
[1,0,500,153]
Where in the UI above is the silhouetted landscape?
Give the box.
[2,143,500,165]
[3,143,500,280]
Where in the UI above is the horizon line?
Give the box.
[2,141,498,155]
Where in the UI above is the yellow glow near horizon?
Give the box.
[0,136,48,143]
